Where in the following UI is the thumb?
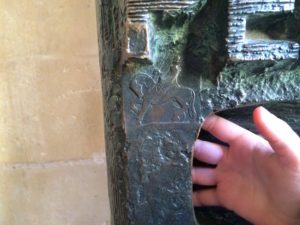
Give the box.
[253,106,300,171]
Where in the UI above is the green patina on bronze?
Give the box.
[96,0,300,224]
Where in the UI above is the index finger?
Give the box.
[202,114,256,144]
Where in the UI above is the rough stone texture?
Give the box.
[127,0,197,58]
[128,0,198,23]
[96,1,129,225]
[97,0,300,224]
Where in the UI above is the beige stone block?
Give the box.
[0,0,110,223]
[0,56,105,163]
[0,0,99,59]
[0,159,110,225]
[0,0,105,163]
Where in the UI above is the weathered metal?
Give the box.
[96,0,300,224]
[227,0,299,61]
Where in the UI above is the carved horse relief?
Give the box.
[129,72,196,125]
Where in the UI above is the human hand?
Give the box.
[192,107,300,225]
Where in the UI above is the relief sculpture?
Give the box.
[228,0,300,61]
[127,0,197,58]
[97,0,300,224]
[129,71,196,126]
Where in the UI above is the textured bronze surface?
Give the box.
[96,0,300,224]
[227,0,299,61]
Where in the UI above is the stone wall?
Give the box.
[0,0,110,224]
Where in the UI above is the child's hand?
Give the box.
[193,107,300,225]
